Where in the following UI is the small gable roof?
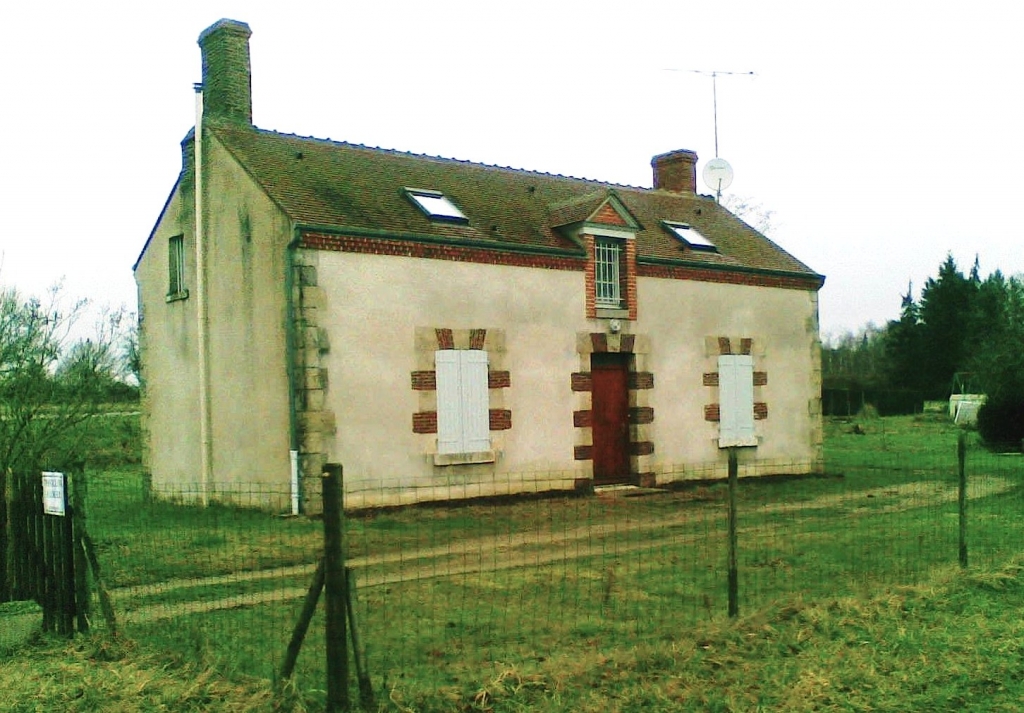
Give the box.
[547,190,639,232]
[209,123,822,284]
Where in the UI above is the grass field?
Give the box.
[4,412,1024,711]
[6,560,1024,711]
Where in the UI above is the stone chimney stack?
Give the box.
[198,19,253,125]
[651,149,698,193]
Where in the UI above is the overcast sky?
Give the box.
[1,1,1020,341]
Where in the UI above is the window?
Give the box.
[594,237,622,308]
[435,349,490,454]
[664,221,717,251]
[405,188,469,223]
[718,354,756,447]
[167,235,187,300]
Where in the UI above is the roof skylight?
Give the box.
[405,189,468,223]
[663,221,717,251]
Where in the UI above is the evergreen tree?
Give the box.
[883,282,926,392]
[916,254,978,397]
[970,273,1024,398]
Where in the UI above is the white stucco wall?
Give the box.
[637,276,822,480]
[311,248,822,506]
[136,135,294,507]
[135,186,202,490]
[313,251,586,505]
[202,136,294,500]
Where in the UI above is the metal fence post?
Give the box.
[958,434,967,569]
[728,448,739,618]
[322,463,349,711]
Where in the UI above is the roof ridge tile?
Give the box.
[214,123,648,190]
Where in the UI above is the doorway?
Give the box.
[590,352,631,485]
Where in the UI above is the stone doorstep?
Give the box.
[593,484,668,498]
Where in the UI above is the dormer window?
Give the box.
[405,188,468,223]
[664,221,717,251]
[594,237,623,308]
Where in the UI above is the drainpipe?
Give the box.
[285,229,302,514]
[194,83,213,506]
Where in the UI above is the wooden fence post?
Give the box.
[41,474,54,632]
[727,448,739,618]
[1,469,8,603]
[11,472,25,602]
[82,533,117,636]
[59,471,75,636]
[958,434,967,569]
[71,464,89,633]
[345,566,375,710]
[12,473,27,604]
[322,463,349,712]
[280,557,326,681]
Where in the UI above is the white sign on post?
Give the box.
[42,471,66,516]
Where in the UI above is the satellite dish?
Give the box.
[703,158,734,195]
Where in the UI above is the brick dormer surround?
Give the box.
[583,226,638,321]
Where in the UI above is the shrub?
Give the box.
[976,393,1024,450]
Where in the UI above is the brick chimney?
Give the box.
[651,149,698,193]
[198,19,253,125]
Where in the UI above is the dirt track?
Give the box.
[114,476,1015,625]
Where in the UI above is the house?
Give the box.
[134,19,826,511]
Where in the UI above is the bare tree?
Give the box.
[0,284,124,474]
[721,194,775,235]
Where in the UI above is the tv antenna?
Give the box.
[664,69,754,201]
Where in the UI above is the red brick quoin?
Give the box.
[570,373,593,392]
[489,409,512,430]
[488,371,511,389]
[412,411,438,433]
[435,328,454,350]
[411,371,436,390]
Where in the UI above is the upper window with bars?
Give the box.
[594,237,622,308]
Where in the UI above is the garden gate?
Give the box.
[1,468,89,635]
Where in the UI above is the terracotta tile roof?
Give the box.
[210,123,823,283]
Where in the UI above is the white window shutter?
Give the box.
[718,355,757,448]
[435,350,463,454]
[435,349,491,455]
[461,350,491,453]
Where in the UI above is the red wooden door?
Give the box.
[591,353,630,485]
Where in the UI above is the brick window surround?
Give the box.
[411,327,510,465]
[703,335,769,426]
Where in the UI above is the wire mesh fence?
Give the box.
[69,430,1024,701]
